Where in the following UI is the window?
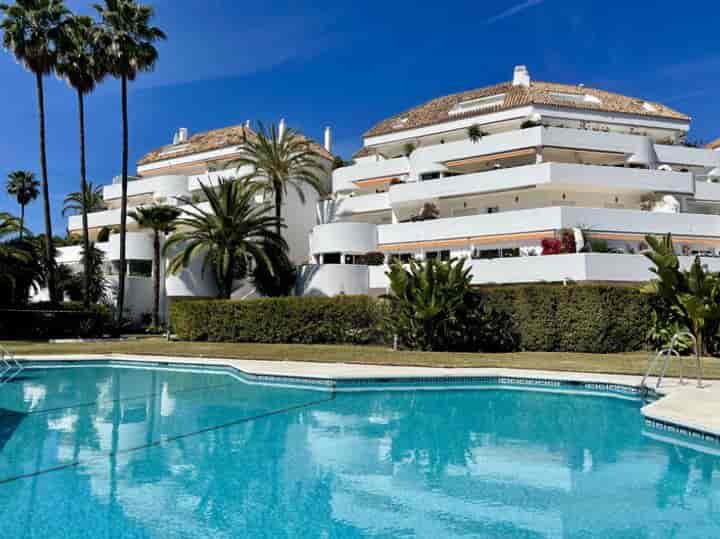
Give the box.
[449,94,506,116]
[486,206,500,214]
[420,172,441,181]
[472,248,500,260]
[128,260,152,277]
[323,253,341,264]
[425,251,438,260]
[440,250,451,261]
[399,253,414,263]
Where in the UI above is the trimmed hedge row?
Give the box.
[170,295,385,345]
[0,302,112,339]
[481,284,654,353]
[170,285,654,353]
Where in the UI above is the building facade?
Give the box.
[54,121,333,320]
[298,66,720,296]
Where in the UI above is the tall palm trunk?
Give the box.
[19,203,25,241]
[77,90,91,309]
[274,188,282,237]
[116,74,128,323]
[36,72,56,302]
[152,229,160,327]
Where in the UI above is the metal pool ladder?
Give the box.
[0,345,22,386]
[641,332,703,390]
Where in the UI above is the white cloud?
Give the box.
[486,0,546,24]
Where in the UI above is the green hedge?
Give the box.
[170,285,653,353]
[170,296,385,345]
[481,284,653,353]
[0,302,112,340]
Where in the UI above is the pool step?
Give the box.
[0,345,23,386]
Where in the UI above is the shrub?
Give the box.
[541,238,563,255]
[0,302,112,340]
[384,258,478,351]
[170,285,653,354]
[481,284,653,353]
[170,295,386,345]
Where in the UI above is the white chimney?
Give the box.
[245,120,251,129]
[324,126,332,153]
[278,118,286,139]
[174,127,188,143]
[512,65,531,87]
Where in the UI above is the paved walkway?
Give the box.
[17,353,720,437]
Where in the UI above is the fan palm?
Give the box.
[5,170,39,239]
[231,122,328,236]
[0,0,70,302]
[62,182,105,216]
[128,205,181,326]
[56,14,107,308]
[164,179,286,300]
[94,0,165,321]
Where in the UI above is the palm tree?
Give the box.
[56,14,107,308]
[5,170,39,239]
[62,182,105,216]
[231,122,327,236]
[94,0,165,322]
[467,124,485,143]
[0,0,70,302]
[0,212,30,299]
[164,179,286,300]
[128,205,180,327]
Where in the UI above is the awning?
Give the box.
[378,231,552,251]
[445,148,536,168]
[354,176,401,187]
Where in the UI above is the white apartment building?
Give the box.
[54,121,334,320]
[298,66,720,296]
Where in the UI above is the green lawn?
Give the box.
[3,338,718,379]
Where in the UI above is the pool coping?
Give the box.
[12,353,720,448]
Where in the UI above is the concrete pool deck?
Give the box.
[15,353,720,439]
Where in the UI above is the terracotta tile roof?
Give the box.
[138,124,334,166]
[708,138,720,150]
[364,81,690,138]
[352,147,374,159]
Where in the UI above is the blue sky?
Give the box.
[1,0,718,234]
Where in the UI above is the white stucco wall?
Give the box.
[296,265,370,296]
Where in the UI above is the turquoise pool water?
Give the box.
[0,362,719,538]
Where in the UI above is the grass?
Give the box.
[3,338,719,379]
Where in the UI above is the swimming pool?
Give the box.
[1,361,718,538]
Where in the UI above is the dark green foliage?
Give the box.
[641,233,720,354]
[250,241,297,297]
[589,238,610,253]
[170,285,653,353]
[482,284,653,353]
[0,302,111,339]
[171,296,385,345]
[384,258,478,351]
[96,226,111,242]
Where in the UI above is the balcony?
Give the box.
[310,222,378,256]
[377,207,720,249]
[103,174,189,202]
[333,192,391,216]
[333,157,410,192]
[364,253,720,290]
[387,163,693,209]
